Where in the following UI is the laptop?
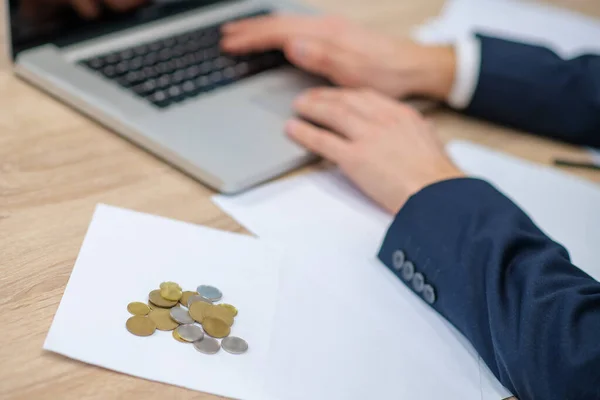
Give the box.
[6,0,322,193]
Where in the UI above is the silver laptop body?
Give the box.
[7,0,320,193]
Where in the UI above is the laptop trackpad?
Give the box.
[251,86,301,118]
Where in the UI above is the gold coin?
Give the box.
[160,282,182,297]
[161,286,183,301]
[189,301,213,323]
[126,316,156,337]
[217,303,238,317]
[172,329,188,343]
[160,282,183,301]
[148,301,180,310]
[179,291,197,307]
[149,289,178,308]
[160,281,181,290]
[204,304,234,327]
[202,317,231,338]
[148,308,179,331]
[127,302,150,316]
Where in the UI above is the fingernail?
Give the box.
[285,119,301,135]
[293,94,308,109]
[291,40,309,59]
[285,119,299,132]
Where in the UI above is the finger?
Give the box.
[71,0,100,18]
[293,89,374,140]
[221,15,335,53]
[359,90,426,124]
[282,39,361,86]
[103,0,146,12]
[285,119,350,163]
[301,87,393,124]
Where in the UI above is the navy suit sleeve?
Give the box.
[464,35,600,148]
[378,178,600,400]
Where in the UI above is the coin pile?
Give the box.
[125,282,248,355]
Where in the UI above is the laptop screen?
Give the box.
[8,0,228,59]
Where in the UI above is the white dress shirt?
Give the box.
[447,35,482,109]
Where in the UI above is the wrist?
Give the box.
[402,45,456,101]
[407,164,466,200]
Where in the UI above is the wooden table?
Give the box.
[1,1,599,399]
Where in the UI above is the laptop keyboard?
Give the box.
[79,10,286,109]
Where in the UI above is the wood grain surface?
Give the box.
[0,1,599,399]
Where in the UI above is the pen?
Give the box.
[553,158,600,171]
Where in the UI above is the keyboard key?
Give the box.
[182,80,197,94]
[119,49,134,60]
[148,90,170,108]
[223,67,236,80]
[172,70,186,84]
[142,53,158,67]
[155,60,176,75]
[133,45,149,56]
[182,54,197,66]
[87,57,104,70]
[158,48,172,62]
[168,85,182,98]
[115,76,131,88]
[199,62,212,74]
[214,57,228,69]
[125,70,145,85]
[195,76,211,91]
[205,47,220,59]
[191,50,207,64]
[115,61,129,75]
[167,85,186,103]
[184,41,201,53]
[163,37,177,48]
[129,57,143,70]
[102,65,117,78]
[157,75,171,89]
[184,65,201,80]
[172,45,186,57]
[132,81,155,96]
[142,66,159,79]
[104,53,119,65]
[148,41,163,52]
[235,62,249,76]
[176,33,192,45]
[174,57,187,69]
[209,71,223,85]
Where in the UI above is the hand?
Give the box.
[69,0,147,18]
[222,15,456,100]
[20,0,147,20]
[285,88,464,213]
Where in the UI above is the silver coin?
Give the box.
[221,336,248,355]
[187,294,212,307]
[170,307,194,325]
[176,324,204,342]
[197,285,223,302]
[193,337,220,354]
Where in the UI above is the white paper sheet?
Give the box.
[214,140,600,399]
[413,0,600,58]
[44,204,282,400]
[264,250,485,400]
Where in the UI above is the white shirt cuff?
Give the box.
[447,34,482,109]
